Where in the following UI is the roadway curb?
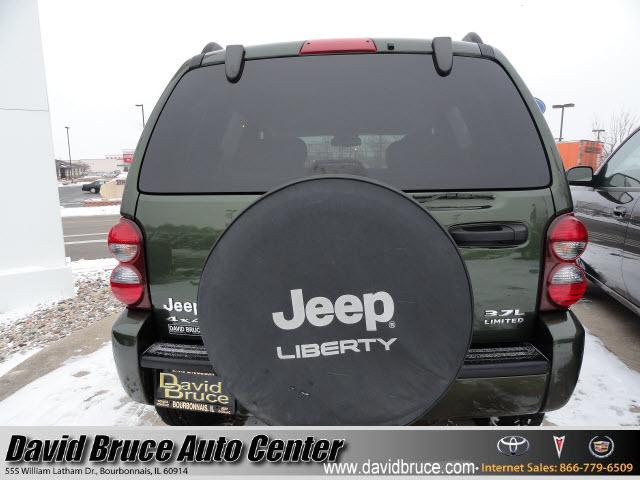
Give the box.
[0,314,115,402]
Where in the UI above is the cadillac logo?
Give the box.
[497,436,530,456]
[588,436,614,459]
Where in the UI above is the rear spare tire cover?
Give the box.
[198,177,473,425]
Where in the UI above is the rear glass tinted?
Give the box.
[140,54,549,193]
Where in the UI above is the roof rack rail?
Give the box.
[201,42,223,54]
[462,32,483,44]
[432,37,453,77]
[225,44,245,83]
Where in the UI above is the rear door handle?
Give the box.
[613,206,627,218]
[449,223,528,247]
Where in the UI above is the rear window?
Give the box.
[140,54,549,193]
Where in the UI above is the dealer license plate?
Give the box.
[155,369,235,415]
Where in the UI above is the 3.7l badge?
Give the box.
[484,308,525,326]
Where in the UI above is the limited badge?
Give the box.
[483,308,525,326]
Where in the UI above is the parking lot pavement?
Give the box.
[572,282,640,372]
[62,215,119,260]
[58,185,92,208]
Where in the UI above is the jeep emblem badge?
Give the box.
[272,289,395,331]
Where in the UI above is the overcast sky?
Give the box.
[38,0,639,160]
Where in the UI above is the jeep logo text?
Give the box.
[272,289,395,332]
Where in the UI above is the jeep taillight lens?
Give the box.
[107,220,139,262]
[547,264,587,307]
[541,214,589,310]
[548,215,588,261]
[108,218,150,309]
[110,265,144,304]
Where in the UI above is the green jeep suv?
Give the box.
[109,35,587,426]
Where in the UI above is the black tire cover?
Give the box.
[198,176,473,425]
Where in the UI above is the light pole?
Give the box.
[135,104,145,128]
[592,128,605,143]
[65,126,72,182]
[552,103,575,142]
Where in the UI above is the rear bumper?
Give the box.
[139,342,549,377]
[111,308,584,421]
[536,308,585,412]
[429,309,584,420]
[111,309,155,404]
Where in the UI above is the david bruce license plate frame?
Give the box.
[154,369,236,415]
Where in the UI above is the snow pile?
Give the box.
[60,204,120,217]
[83,197,121,203]
[0,344,156,426]
[58,182,86,188]
[547,331,640,426]
[71,258,117,281]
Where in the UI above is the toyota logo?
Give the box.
[497,436,530,456]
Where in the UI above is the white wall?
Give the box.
[0,0,74,311]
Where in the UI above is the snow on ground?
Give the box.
[71,257,117,280]
[60,204,121,217]
[0,303,54,327]
[0,343,156,426]
[0,258,119,369]
[547,330,640,426]
[58,182,85,188]
[0,348,42,377]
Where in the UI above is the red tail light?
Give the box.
[540,214,588,310]
[108,218,151,309]
[548,215,588,261]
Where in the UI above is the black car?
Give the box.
[568,127,640,315]
[81,180,104,194]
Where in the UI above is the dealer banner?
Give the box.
[1,428,638,478]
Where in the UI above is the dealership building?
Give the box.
[0,0,74,311]
[54,159,89,180]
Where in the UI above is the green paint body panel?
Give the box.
[115,37,583,421]
[136,189,554,344]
